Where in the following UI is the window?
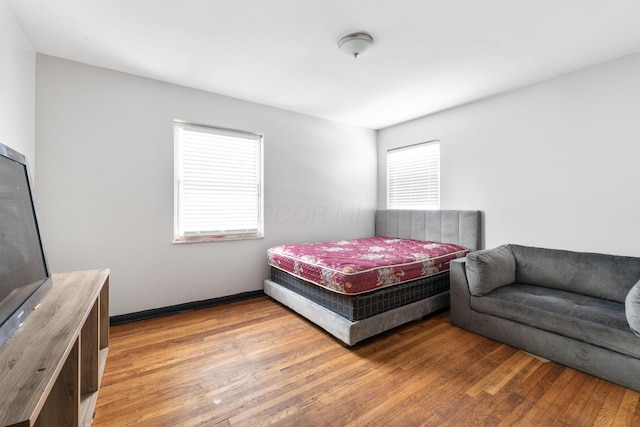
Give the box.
[174,121,263,242]
[387,140,440,210]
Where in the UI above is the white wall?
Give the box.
[35,55,377,316]
[378,53,640,258]
[0,0,35,163]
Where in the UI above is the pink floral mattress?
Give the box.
[267,237,469,295]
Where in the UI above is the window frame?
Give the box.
[386,140,440,210]
[173,120,264,243]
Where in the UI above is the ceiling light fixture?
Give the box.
[338,32,374,59]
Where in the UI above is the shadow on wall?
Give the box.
[264,204,372,226]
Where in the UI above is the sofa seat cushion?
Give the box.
[470,283,640,358]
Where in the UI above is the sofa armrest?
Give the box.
[450,257,472,328]
[465,245,516,296]
[626,280,640,336]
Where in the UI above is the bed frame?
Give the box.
[264,209,482,345]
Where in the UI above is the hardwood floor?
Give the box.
[94,297,640,426]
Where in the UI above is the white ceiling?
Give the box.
[10,0,640,129]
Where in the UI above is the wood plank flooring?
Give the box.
[93,297,640,426]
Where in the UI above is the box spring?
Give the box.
[270,267,449,321]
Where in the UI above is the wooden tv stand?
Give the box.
[0,269,110,427]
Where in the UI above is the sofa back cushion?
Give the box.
[466,245,516,296]
[510,244,640,303]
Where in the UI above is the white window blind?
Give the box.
[387,141,440,210]
[174,122,263,242]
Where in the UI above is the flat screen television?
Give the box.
[0,141,51,347]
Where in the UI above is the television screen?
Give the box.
[0,142,50,347]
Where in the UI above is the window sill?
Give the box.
[173,234,264,244]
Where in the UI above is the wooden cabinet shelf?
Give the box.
[0,269,110,427]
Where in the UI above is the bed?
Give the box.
[264,210,482,345]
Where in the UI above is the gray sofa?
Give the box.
[450,244,640,391]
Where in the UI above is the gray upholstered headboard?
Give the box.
[375,210,482,251]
